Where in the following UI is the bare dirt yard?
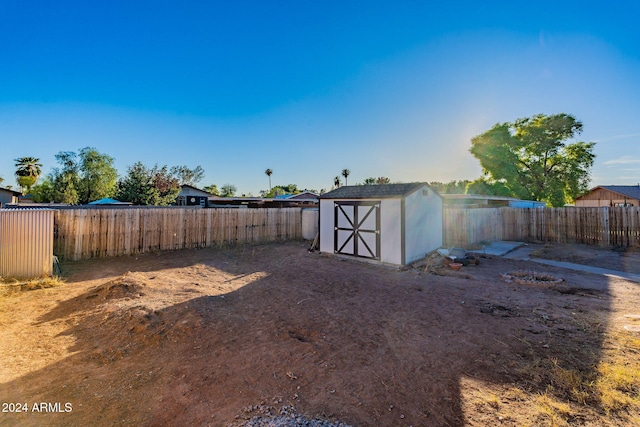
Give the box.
[1,241,640,426]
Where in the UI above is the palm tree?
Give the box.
[341,168,350,186]
[334,176,341,188]
[265,168,273,192]
[14,157,42,193]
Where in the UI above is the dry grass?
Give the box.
[595,331,640,415]
[0,276,64,297]
[463,326,640,426]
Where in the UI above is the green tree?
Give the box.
[116,163,181,205]
[30,176,57,202]
[202,184,220,196]
[14,156,42,193]
[50,151,80,204]
[170,165,205,186]
[470,113,595,206]
[77,147,118,204]
[364,177,391,185]
[464,178,513,196]
[151,165,181,205]
[341,168,350,185]
[116,162,156,205]
[265,168,273,192]
[220,184,236,197]
[333,176,341,188]
[428,180,472,194]
[261,184,301,198]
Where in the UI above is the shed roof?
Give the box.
[320,183,437,199]
[579,185,640,200]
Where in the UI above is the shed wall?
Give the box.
[404,186,442,264]
[379,199,402,264]
[319,199,334,254]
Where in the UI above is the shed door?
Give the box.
[334,201,380,260]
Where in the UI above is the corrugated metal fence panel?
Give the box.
[0,209,54,278]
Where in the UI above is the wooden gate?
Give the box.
[334,201,380,260]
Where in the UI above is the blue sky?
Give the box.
[2,1,640,195]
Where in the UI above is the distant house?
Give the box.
[575,185,640,207]
[442,194,546,208]
[175,185,213,207]
[0,187,21,207]
[207,196,318,209]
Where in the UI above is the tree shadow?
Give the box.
[0,243,618,426]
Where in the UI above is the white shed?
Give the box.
[319,183,443,265]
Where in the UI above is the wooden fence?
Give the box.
[50,206,640,261]
[54,208,303,261]
[443,207,640,248]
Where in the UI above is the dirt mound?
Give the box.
[89,272,148,299]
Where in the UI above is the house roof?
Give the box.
[0,187,22,196]
[320,183,438,199]
[580,185,640,200]
[179,184,213,196]
[287,191,319,200]
[275,191,319,200]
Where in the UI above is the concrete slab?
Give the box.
[503,244,640,284]
[469,241,526,257]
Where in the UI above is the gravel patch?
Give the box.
[228,405,352,427]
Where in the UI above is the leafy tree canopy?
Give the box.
[30,176,56,203]
[464,178,514,197]
[170,165,205,186]
[116,162,180,205]
[202,184,220,196]
[261,184,301,198]
[31,148,117,204]
[428,180,471,194]
[363,177,391,185]
[220,183,237,197]
[77,147,118,204]
[470,113,595,206]
[14,156,43,193]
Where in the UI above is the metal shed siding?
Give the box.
[0,209,54,277]
[379,198,402,264]
[319,199,334,254]
[404,186,443,264]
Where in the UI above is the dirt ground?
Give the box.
[1,241,640,426]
